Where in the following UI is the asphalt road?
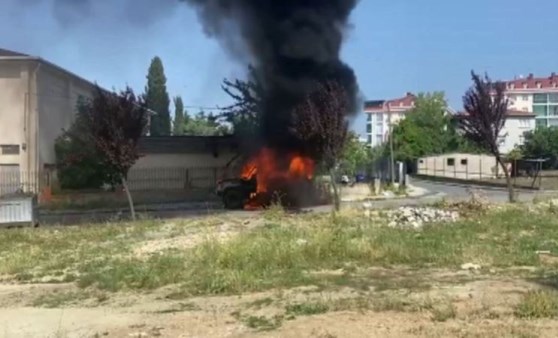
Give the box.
[37,179,552,226]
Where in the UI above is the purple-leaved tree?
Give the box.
[83,86,149,220]
[461,71,515,202]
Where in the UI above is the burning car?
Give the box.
[216,176,257,210]
[216,148,317,210]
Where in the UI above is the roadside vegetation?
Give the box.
[2,202,558,295]
[3,200,558,336]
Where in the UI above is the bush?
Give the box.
[55,98,119,190]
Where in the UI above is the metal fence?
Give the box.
[0,166,226,197]
[126,167,225,192]
[0,171,47,197]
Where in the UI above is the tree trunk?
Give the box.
[121,176,136,221]
[329,169,341,212]
[496,156,515,203]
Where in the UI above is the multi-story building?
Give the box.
[505,73,558,128]
[364,93,416,147]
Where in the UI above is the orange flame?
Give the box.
[241,147,315,206]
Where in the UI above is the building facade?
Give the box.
[0,48,96,193]
[505,73,558,128]
[364,93,416,147]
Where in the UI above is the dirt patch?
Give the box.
[1,270,557,337]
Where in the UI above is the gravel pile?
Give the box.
[386,207,459,229]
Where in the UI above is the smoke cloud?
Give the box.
[34,0,181,27]
[183,0,360,153]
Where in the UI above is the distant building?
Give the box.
[455,110,535,154]
[364,92,416,147]
[504,73,558,128]
[0,48,97,182]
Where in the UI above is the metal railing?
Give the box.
[0,171,46,197]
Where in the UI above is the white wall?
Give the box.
[500,116,535,154]
[0,61,32,171]
[508,94,533,112]
[37,65,95,168]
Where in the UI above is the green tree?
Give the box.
[183,111,231,136]
[340,132,370,176]
[55,97,119,190]
[173,96,187,136]
[521,127,558,168]
[145,56,171,136]
[388,92,457,163]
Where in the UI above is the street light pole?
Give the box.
[388,103,395,184]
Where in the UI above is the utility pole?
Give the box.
[388,103,395,184]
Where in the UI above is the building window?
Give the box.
[461,159,468,166]
[549,119,558,127]
[0,145,20,155]
[447,158,455,166]
[536,119,548,128]
[366,123,372,133]
[534,94,548,104]
[533,105,548,116]
[519,119,530,128]
[376,135,383,145]
[497,137,506,147]
[367,114,372,122]
[367,135,372,145]
[377,113,384,123]
[522,95,529,101]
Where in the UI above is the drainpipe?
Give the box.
[30,61,41,175]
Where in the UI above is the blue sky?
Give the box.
[1,0,557,136]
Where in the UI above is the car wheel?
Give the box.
[223,189,245,210]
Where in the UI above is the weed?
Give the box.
[156,302,201,314]
[242,315,283,331]
[32,291,90,308]
[286,301,330,316]
[516,290,558,319]
[431,302,457,322]
[247,297,274,309]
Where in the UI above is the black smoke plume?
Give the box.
[183,0,360,155]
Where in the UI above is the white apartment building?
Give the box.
[364,93,416,147]
[505,73,558,128]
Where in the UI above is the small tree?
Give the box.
[55,98,119,189]
[291,81,350,211]
[340,132,370,176]
[145,56,171,136]
[173,96,187,136]
[83,86,149,220]
[220,66,264,152]
[461,71,515,202]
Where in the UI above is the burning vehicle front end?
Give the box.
[216,176,257,210]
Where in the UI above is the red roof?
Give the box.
[364,93,416,112]
[386,92,416,108]
[506,73,558,91]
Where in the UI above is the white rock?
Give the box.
[461,263,481,271]
[295,239,308,246]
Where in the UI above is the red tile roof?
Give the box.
[506,73,558,91]
[386,92,416,108]
[364,93,416,112]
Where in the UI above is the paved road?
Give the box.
[37,179,554,226]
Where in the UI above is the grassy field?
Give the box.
[2,201,558,337]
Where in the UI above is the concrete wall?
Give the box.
[0,61,36,173]
[128,152,238,191]
[37,64,94,169]
[417,153,500,179]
